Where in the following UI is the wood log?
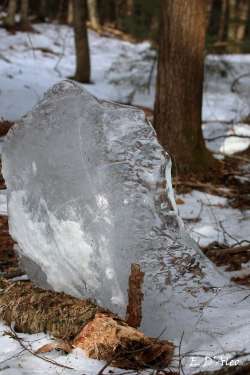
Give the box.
[196,362,250,375]
[0,278,174,369]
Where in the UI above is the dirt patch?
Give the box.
[0,120,14,137]
[0,215,20,278]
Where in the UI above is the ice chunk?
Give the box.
[2,81,250,371]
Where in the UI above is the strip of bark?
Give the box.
[125,263,144,328]
[0,279,173,369]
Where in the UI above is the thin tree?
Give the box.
[73,0,91,83]
[67,0,74,25]
[227,0,249,52]
[87,0,100,30]
[218,0,227,43]
[154,0,216,176]
[4,0,17,30]
[20,0,30,30]
[38,0,47,22]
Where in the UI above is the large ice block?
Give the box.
[3,81,250,372]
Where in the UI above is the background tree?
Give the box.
[154,0,216,176]
[38,0,47,22]
[73,0,91,83]
[20,0,30,30]
[57,0,68,24]
[227,0,249,53]
[4,0,17,29]
[67,0,73,25]
[87,0,100,30]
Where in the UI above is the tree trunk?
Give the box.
[5,0,17,29]
[20,0,30,30]
[154,0,215,176]
[227,0,248,52]
[87,0,100,30]
[218,0,228,42]
[126,0,133,17]
[235,0,249,47]
[38,0,47,22]
[57,0,68,24]
[73,0,91,83]
[67,0,74,25]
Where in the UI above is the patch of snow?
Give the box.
[0,190,7,215]
[177,190,250,248]
[0,322,122,375]
[0,23,250,133]
[204,122,250,155]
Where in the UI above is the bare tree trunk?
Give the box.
[227,0,237,43]
[218,0,228,41]
[154,0,215,176]
[5,0,17,29]
[236,0,249,45]
[67,0,73,25]
[38,0,47,22]
[73,0,91,83]
[87,0,100,30]
[227,0,248,52]
[20,0,30,30]
[57,0,68,24]
[126,0,133,17]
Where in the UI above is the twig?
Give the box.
[54,27,71,77]
[231,73,250,93]
[147,53,157,93]
[178,331,185,375]
[26,33,36,59]
[0,348,26,366]
[205,134,250,142]
[6,328,74,370]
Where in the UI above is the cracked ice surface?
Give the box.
[2,81,250,371]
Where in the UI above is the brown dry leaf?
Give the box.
[36,341,72,354]
[176,197,185,205]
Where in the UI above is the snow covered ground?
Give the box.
[0,23,250,153]
[0,23,250,374]
[177,190,250,248]
[0,322,124,375]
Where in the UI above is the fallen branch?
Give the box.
[0,279,174,370]
[204,244,250,256]
[195,362,250,374]
[174,180,236,198]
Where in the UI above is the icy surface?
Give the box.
[2,81,250,372]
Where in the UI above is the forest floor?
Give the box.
[0,22,250,374]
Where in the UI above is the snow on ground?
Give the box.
[0,322,124,375]
[0,23,250,152]
[0,190,7,215]
[203,122,250,155]
[0,23,249,248]
[177,190,250,248]
[0,23,153,120]
[0,23,250,374]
